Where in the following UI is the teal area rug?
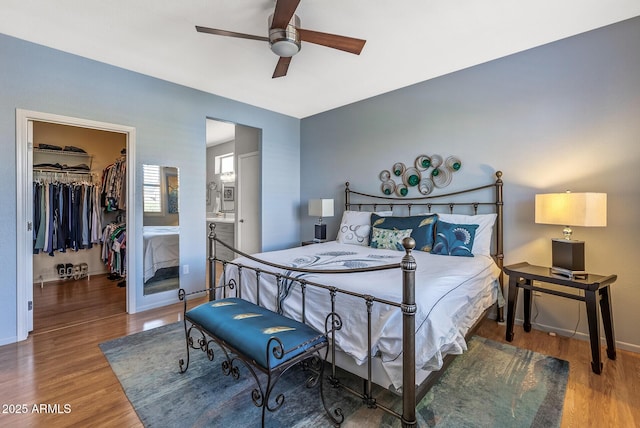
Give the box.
[100,323,568,427]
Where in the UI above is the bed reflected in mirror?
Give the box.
[142,165,180,295]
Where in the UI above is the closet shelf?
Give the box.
[34,168,93,174]
[33,147,93,173]
[34,147,92,158]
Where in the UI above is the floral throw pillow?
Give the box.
[431,221,479,257]
[370,227,413,251]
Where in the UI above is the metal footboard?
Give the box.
[206,224,418,427]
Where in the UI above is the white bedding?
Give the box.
[143,226,179,282]
[221,240,500,390]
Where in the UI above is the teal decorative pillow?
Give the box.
[370,214,438,252]
[431,221,478,257]
[370,227,412,251]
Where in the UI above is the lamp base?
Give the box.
[552,238,585,271]
[314,223,327,242]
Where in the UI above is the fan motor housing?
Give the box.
[268,14,301,57]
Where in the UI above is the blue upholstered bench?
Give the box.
[178,294,335,426]
[185,297,327,370]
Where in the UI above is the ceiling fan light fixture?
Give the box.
[270,39,301,57]
[268,14,301,57]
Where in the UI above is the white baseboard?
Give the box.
[512,318,640,354]
[0,335,18,346]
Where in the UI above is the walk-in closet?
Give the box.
[32,121,127,332]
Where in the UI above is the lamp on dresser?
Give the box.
[308,199,334,242]
[535,191,607,277]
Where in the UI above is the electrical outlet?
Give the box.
[183,264,189,274]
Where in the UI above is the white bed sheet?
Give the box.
[221,241,500,390]
[143,226,179,282]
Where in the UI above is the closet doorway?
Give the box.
[16,110,136,340]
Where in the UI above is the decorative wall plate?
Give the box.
[395,183,408,197]
[403,167,421,187]
[392,162,406,177]
[379,153,462,196]
[418,179,434,195]
[381,180,396,195]
[415,155,431,170]
[432,167,453,188]
[379,170,391,181]
[430,154,443,168]
[446,156,462,171]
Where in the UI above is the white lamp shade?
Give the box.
[535,192,607,227]
[308,199,334,218]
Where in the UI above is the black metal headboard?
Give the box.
[344,171,504,320]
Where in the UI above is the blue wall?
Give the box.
[300,17,640,350]
[0,33,300,344]
[3,16,640,351]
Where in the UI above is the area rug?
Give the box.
[100,322,569,427]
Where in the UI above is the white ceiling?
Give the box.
[206,119,235,146]
[1,1,639,119]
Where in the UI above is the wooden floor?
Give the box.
[32,274,127,334]
[0,276,638,427]
[476,322,640,427]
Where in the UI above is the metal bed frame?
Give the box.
[206,171,504,427]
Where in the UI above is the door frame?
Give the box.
[15,109,137,341]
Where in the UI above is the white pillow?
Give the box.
[340,210,372,227]
[336,210,393,244]
[337,223,371,246]
[437,213,497,256]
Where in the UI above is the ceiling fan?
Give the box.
[196,0,366,78]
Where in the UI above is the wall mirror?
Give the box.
[142,165,180,295]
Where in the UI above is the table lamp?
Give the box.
[308,199,334,242]
[535,192,607,277]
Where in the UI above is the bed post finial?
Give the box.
[401,237,417,427]
[345,182,351,211]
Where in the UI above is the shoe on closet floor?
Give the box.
[72,265,82,280]
[65,263,73,279]
[56,264,66,279]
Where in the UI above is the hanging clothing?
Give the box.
[32,180,102,255]
[101,222,126,276]
[101,157,126,211]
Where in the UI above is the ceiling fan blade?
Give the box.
[271,0,300,29]
[195,25,268,42]
[298,28,366,55]
[272,56,292,78]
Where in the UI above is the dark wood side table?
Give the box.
[504,262,617,374]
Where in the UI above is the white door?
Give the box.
[236,152,260,254]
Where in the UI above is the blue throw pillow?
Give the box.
[370,214,438,252]
[431,221,478,257]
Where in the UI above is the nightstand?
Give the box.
[504,262,617,374]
